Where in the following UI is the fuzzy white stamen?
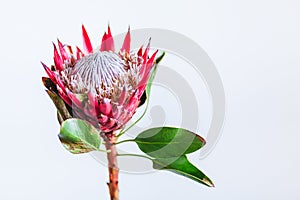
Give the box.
[67,51,126,94]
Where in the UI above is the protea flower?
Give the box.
[42,25,158,133]
[41,25,213,200]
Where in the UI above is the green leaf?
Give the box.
[134,127,206,158]
[153,156,214,187]
[58,118,102,154]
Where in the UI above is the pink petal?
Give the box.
[98,114,108,125]
[121,111,134,126]
[57,87,71,106]
[41,62,57,84]
[137,75,149,90]
[139,63,147,78]
[57,39,69,61]
[121,26,131,53]
[100,25,115,51]
[99,98,112,115]
[137,87,146,98]
[66,89,82,108]
[84,92,98,117]
[142,38,151,63]
[52,43,63,71]
[137,45,143,57]
[100,32,108,51]
[89,92,99,110]
[147,50,158,66]
[56,76,67,93]
[104,118,118,131]
[145,49,158,72]
[126,91,139,111]
[118,110,129,124]
[76,46,84,60]
[100,126,111,133]
[107,25,112,36]
[112,104,122,119]
[82,25,93,54]
[139,50,158,85]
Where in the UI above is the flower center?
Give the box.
[67,51,126,94]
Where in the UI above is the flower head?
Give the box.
[42,25,158,133]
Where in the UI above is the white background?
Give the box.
[0,0,300,199]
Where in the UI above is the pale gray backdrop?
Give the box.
[0,0,299,199]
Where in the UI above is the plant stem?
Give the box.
[115,139,135,145]
[102,131,119,200]
[117,153,153,160]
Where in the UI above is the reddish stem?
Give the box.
[103,131,119,200]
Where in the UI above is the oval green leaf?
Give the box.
[134,127,206,158]
[58,118,101,154]
[153,156,214,187]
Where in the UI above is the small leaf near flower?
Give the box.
[45,89,72,121]
[42,77,58,94]
[153,156,214,187]
[134,127,205,158]
[58,118,102,154]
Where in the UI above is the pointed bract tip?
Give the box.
[76,46,82,51]
[137,45,144,57]
[82,24,89,33]
[121,26,131,52]
[81,24,86,32]
[57,38,64,47]
[146,37,151,48]
[107,25,112,35]
[52,42,58,50]
[40,61,47,68]
[155,51,166,64]
[82,24,93,54]
[147,49,158,65]
[152,49,159,59]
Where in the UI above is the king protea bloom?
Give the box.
[42,25,158,133]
